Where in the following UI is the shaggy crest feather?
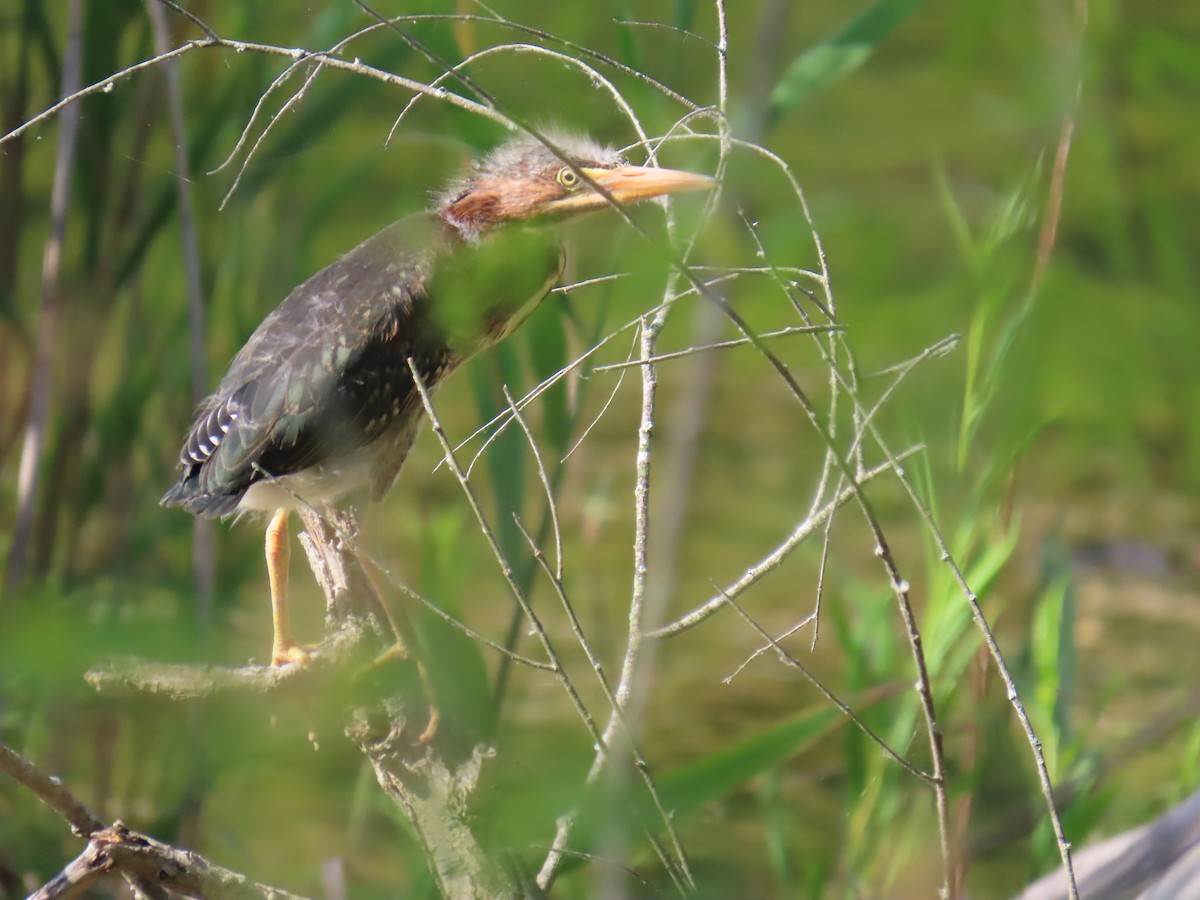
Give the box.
[435,130,622,211]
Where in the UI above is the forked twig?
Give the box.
[2,742,303,900]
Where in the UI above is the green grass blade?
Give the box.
[769,0,923,118]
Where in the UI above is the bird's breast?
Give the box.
[428,226,565,356]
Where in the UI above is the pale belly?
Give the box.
[237,460,374,512]
[237,417,422,513]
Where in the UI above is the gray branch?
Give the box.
[29,821,307,900]
[82,506,520,900]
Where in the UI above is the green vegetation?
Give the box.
[2,1,1198,898]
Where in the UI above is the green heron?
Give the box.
[162,132,712,667]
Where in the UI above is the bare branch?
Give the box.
[513,517,693,897]
[647,448,922,640]
[0,742,102,836]
[84,647,355,700]
[715,590,930,781]
[29,821,309,900]
[538,320,695,894]
[1,36,504,150]
[3,742,296,899]
[592,324,839,372]
[151,0,218,41]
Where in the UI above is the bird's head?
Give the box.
[436,132,713,239]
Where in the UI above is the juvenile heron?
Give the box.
[162,132,712,667]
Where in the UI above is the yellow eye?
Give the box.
[556,167,580,188]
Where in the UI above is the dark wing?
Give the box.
[162,215,565,518]
[162,215,452,517]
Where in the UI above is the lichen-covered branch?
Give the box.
[29,821,309,900]
[80,506,517,900]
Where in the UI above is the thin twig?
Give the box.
[714,591,932,781]
[3,742,298,899]
[503,388,562,580]
[0,742,102,836]
[647,447,922,640]
[386,9,700,112]
[536,321,694,894]
[560,327,639,463]
[514,517,693,897]
[593,324,838,372]
[390,42,650,153]
[612,18,721,50]
[409,358,692,894]
[1,37,505,149]
[151,0,218,40]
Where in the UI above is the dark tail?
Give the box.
[161,475,242,519]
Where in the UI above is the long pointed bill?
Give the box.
[547,164,714,213]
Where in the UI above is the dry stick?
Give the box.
[613,18,721,49]
[365,567,557,672]
[880,409,1070,898]
[581,38,731,890]
[209,26,343,176]
[503,388,562,580]
[0,741,102,836]
[2,742,299,900]
[216,52,328,209]
[731,153,971,898]
[503,408,690,896]
[688,264,824,282]
[729,219,956,899]
[405,358,691,897]
[647,448,921,640]
[993,45,1085,899]
[725,611,817,681]
[390,42,651,153]
[147,0,214,632]
[537,321,695,896]
[30,821,309,900]
[454,253,749,478]
[808,332,959,653]
[464,270,742,475]
[592,324,838,371]
[456,311,644,477]
[712,592,932,782]
[681,288,952,898]
[560,327,640,465]
[733,210,842,654]
[0,37,504,150]
[152,0,217,40]
[393,8,700,116]
[731,130,1075,894]
[457,284,684,478]
[4,0,83,594]
[212,14,447,209]
[472,267,744,475]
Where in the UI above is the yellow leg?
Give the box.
[266,508,309,667]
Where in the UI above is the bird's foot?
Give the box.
[355,644,439,744]
[270,641,315,668]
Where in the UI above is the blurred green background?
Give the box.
[1,1,1198,897]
